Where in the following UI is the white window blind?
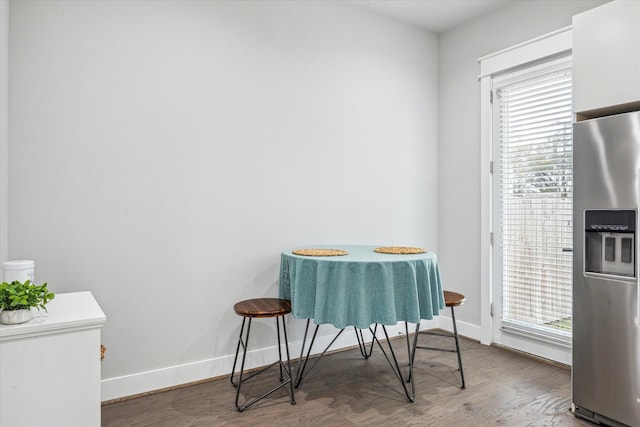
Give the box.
[496,57,573,344]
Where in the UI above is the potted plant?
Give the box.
[0,280,55,325]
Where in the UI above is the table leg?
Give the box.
[294,320,421,402]
[370,322,420,402]
[407,322,421,383]
[295,319,345,388]
[355,325,376,359]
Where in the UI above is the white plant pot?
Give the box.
[0,309,33,325]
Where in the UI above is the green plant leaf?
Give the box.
[0,280,54,311]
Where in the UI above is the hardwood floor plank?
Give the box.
[102,333,591,426]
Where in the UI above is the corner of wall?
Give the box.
[0,0,9,266]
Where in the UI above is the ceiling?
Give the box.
[346,0,512,33]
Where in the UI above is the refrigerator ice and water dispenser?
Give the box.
[584,209,636,277]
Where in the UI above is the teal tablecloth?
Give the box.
[279,245,445,329]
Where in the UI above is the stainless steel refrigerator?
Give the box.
[573,110,640,426]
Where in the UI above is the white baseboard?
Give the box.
[101,353,233,402]
[435,314,483,342]
[101,317,470,402]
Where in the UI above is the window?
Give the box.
[494,56,573,345]
[479,27,573,363]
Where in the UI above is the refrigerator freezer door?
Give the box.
[573,111,640,427]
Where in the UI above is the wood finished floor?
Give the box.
[102,333,592,426]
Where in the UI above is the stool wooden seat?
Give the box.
[444,290,465,309]
[413,290,466,389]
[234,298,292,318]
[230,298,295,412]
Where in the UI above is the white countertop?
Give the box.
[0,291,106,341]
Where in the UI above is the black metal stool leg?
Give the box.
[276,317,284,381]
[450,306,465,389]
[230,317,247,387]
[230,298,294,411]
[231,315,295,412]
[411,310,465,389]
[234,318,252,411]
[281,315,296,405]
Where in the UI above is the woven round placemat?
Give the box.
[292,248,349,257]
[374,246,427,254]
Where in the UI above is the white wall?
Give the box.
[8,0,438,399]
[438,0,608,331]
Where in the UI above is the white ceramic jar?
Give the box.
[1,260,35,283]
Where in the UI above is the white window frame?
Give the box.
[479,26,573,364]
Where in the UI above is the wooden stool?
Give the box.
[413,290,466,389]
[230,298,296,412]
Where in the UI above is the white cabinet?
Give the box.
[573,0,640,118]
[0,292,106,427]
